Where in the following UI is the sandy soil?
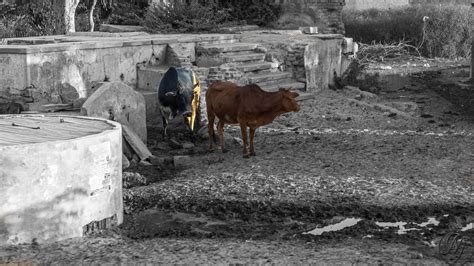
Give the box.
[1,57,473,265]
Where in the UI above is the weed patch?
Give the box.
[343,5,472,59]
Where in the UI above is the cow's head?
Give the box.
[279,88,300,112]
[164,88,193,118]
[163,77,201,131]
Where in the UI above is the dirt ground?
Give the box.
[1,57,474,264]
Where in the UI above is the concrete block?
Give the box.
[304,38,344,92]
[99,24,146,33]
[137,66,167,92]
[138,90,159,127]
[173,155,192,168]
[149,155,173,166]
[299,27,319,34]
[81,82,147,143]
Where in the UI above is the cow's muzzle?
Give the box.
[182,111,192,118]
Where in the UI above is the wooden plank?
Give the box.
[121,124,152,161]
[41,103,74,112]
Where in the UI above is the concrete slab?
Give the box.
[81,82,147,143]
[237,62,273,72]
[197,43,259,53]
[223,53,265,63]
[247,71,293,83]
[99,24,146,33]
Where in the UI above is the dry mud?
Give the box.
[1,59,473,265]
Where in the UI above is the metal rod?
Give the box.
[11,122,40,130]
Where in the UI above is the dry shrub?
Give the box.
[103,2,145,26]
[343,5,472,59]
[357,41,421,64]
[218,0,281,27]
[144,0,280,33]
[421,5,472,58]
[144,1,235,33]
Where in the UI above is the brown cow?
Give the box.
[206,81,300,158]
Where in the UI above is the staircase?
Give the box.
[195,42,309,95]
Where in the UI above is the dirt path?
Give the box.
[1,59,473,265]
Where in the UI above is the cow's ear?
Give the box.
[165,91,177,97]
[290,91,299,98]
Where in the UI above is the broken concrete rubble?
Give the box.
[80,82,147,143]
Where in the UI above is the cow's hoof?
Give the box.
[221,148,229,153]
[250,151,256,156]
[207,148,214,153]
[243,154,250,159]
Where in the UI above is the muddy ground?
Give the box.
[1,58,474,264]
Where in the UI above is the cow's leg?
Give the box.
[183,116,196,143]
[239,122,249,158]
[249,127,256,156]
[217,120,227,153]
[207,112,216,151]
[159,108,169,139]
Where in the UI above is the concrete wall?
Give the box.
[1,41,167,108]
[0,34,237,111]
[345,0,409,10]
[0,116,123,245]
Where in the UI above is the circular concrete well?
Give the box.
[0,115,123,245]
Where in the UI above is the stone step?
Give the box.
[295,92,314,102]
[259,81,306,92]
[247,71,292,84]
[236,62,274,73]
[219,50,264,57]
[222,53,265,63]
[219,25,260,33]
[197,39,240,45]
[197,43,259,53]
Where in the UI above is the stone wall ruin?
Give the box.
[274,0,346,33]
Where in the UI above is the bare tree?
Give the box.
[87,0,115,32]
[51,0,81,33]
[88,0,98,32]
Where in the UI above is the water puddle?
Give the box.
[461,223,473,232]
[261,126,473,137]
[303,218,362,236]
[304,217,443,236]
[418,217,440,227]
[376,217,441,235]
[375,221,420,235]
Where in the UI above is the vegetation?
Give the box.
[144,1,234,33]
[343,5,472,59]
[0,2,62,37]
[143,0,280,33]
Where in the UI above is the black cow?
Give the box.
[157,67,201,138]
